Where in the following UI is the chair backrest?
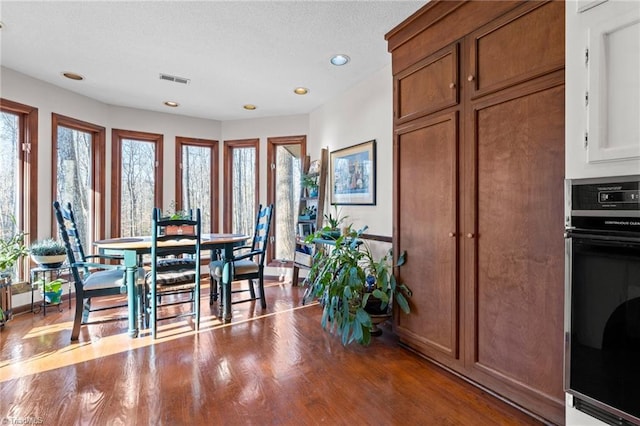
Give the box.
[247,204,273,267]
[53,201,87,286]
[150,207,202,260]
[53,201,88,263]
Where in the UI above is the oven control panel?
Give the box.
[572,177,640,211]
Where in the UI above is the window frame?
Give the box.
[111,129,163,237]
[223,138,259,233]
[51,113,106,245]
[0,98,38,282]
[175,136,219,233]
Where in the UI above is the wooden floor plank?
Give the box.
[0,280,543,425]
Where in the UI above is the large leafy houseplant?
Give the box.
[304,225,411,345]
[0,228,28,272]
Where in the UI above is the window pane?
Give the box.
[56,125,92,250]
[232,147,256,236]
[182,145,212,232]
[0,112,19,245]
[120,139,155,236]
[274,145,302,261]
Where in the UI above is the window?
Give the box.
[111,129,162,237]
[176,137,218,233]
[52,114,106,249]
[267,136,306,264]
[0,98,38,281]
[224,139,259,235]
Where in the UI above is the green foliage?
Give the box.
[0,218,28,271]
[34,278,64,292]
[301,174,319,189]
[304,225,412,345]
[165,200,189,220]
[323,204,348,229]
[30,238,66,256]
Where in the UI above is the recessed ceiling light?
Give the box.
[294,87,309,95]
[62,72,84,81]
[164,101,179,107]
[243,104,257,110]
[330,54,350,66]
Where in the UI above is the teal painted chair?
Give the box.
[54,201,141,341]
[146,207,201,338]
[209,204,273,310]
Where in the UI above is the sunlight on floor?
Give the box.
[0,302,317,383]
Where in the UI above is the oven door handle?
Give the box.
[565,229,640,245]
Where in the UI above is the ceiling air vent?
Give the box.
[159,73,190,85]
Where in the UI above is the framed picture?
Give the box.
[308,159,320,175]
[330,140,376,205]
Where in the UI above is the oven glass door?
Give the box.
[568,236,640,421]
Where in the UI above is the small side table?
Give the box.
[30,265,71,315]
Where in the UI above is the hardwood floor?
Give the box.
[0,279,545,425]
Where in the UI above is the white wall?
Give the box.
[1,66,226,238]
[309,64,394,237]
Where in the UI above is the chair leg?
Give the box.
[209,274,219,305]
[258,275,267,309]
[194,281,200,331]
[70,292,84,341]
[248,279,256,300]
[82,297,92,323]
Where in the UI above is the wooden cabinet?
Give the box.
[388,2,565,424]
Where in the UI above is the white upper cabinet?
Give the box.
[566,0,640,178]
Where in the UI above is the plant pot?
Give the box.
[365,295,391,336]
[44,289,63,304]
[166,225,195,235]
[31,254,66,268]
[321,230,341,240]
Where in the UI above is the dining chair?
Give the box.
[146,207,201,338]
[209,204,273,309]
[54,201,141,341]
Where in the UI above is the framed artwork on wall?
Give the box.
[330,140,376,205]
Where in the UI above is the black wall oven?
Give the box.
[566,176,640,425]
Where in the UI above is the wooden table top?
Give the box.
[94,233,248,250]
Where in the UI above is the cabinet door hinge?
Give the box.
[584,131,589,149]
[585,48,589,66]
[21,142,31,153]
[270,163,276,170]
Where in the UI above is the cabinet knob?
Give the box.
[449,82,455,89]
[448,232,456,238]
[466,233,475,239]
[467,75,475,82]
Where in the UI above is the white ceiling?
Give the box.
[0,1,426,121]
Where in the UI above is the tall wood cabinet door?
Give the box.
[394,44,459,124]
[464,82,566,423]
[467,1,564,99]
[395,112,460,364]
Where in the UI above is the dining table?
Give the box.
[94,233,248,337]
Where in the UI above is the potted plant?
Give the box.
[30,238,67,268]
[0,228,29,274]
[0,220,28,326]
[164,200,194,235]
[303,225,412,345]
[301,174,319,198]
[320,205,349,239]
[299,206,317,221]
[34,277,65,304]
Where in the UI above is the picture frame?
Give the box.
[330,140,376,205]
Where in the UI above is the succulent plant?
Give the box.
[30,238,66,256]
